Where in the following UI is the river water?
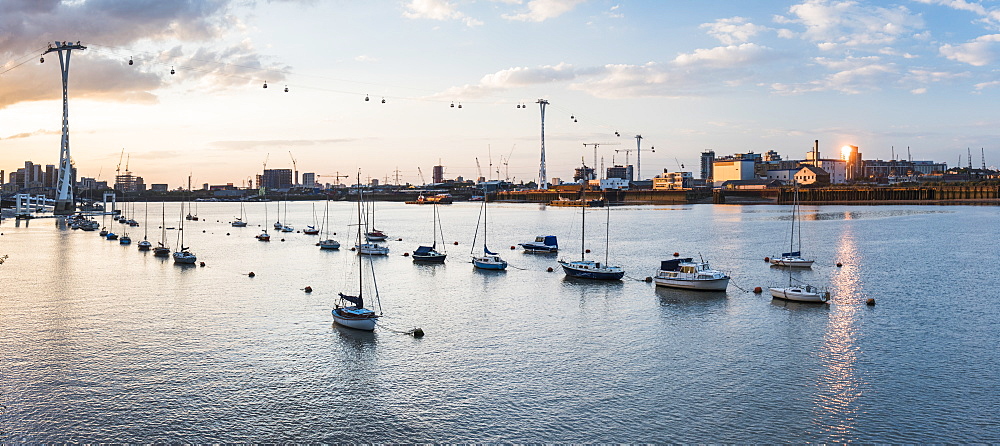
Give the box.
[1,201,997,442]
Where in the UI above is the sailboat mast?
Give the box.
[357,173,364,300]
[605,195,611,265]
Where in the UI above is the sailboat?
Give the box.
[364,196,387,241]
[412,201,446,263]
[173,196,197,264]
[257,200,271,241]
[119,197,132,245]
[185,175,198,221]
[231,198,248,227]
[770,181,814,268]
[355,187,389,255]
[471,191,506,270]
[303,203,320,234]
[153,200,171,257]
[280,194,294,232]
[317,199,340,250]
[558,171,623,280]
[273,198,283,230]
[137,200,152,250]
[333,173,383,331]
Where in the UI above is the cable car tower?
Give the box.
[537,99,548,190]
[41,41,87,215]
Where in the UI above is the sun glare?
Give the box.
[841,145,852,160]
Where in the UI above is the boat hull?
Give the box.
[654,277,729,291]
[472,255,507,270]
[331,309,378,331]
[173,252,197,264]
[413,253,447,263]
[770,257,814,268]
[319,240,340,250]
[519,244,558,253]
[559,260,624,280]
[231,221,247,227]
[357,243,389,255]
[769,287,829,303]
[153,247,171,257]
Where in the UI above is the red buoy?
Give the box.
[403,252,410,257]
[248,272,255,277]
[510,246,516,250]
[837,262,843,267]
[453,241,459,245]
[644,277,653,283]
[764,257,770,262]
[753,286,763,294]
[673,252,679,257]
[585,249,591,253]
[199,261,205,267]
[546,267,554,272]
[304,286,313,293]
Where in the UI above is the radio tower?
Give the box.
[42,41,87,215]
[537,99,549,190]
[635,135,643,180]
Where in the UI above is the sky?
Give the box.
[2,0,1000,188]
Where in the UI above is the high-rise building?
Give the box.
[45,164,56,188]
[606,165,634,182]
[574,165,596,181]
[301,172,316,188]
[700,150,715,181]
[432,165,444,184]
[262,169,293,190]
[115,172,145,192]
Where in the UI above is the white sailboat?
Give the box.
[412,201,446,263]
[280,194,294,232]
[558,170,623,280]
[355,188,389,255]
[257,199,271,241]
[303,203,320,234]
[137,200,152,250]
[333,172,383,331]
[471,190,506,270]
[317,198,340,250]
[153,200,170,257]
[770,182,814,268]
[769,182,828,302]
[173,197,197,264]
[231,198,248,227]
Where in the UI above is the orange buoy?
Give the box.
[248,272,255,277]
[764,257,770,262]
[304,286,313,293]
[753,286,763,294]
[403,252,410,257]
[673,252,679,257]
[546,267,554,272]
[453,241,459,245]
[510,246,516,250]
[585,249,591,253]
[866,298,876,306]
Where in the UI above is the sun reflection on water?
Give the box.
[812,223,867,440]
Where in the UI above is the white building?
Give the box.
[599,178,630,190]
[712,159,756,188]
[653,171,693,190]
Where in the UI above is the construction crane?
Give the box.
[316,173,349,186]
[475,157,483,181]
[674,157,684,170]
[582,142,620,179]
[115,148,125,177]
[288,151,298,186]
[614,149,633,165]
[417,167,426,185]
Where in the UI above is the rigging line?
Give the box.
[84,41,540,106]
[0,46,50,76]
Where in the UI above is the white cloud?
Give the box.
[772,56,898,94]
[701,17,768,45]
[402,0,483,26]
[974,80,1000,89]
[910,87,928,94]
[912,0,1000,26]
[940,34,1000,66]
[355,55,378,62]
[775,0,924,50]
[501,0,586,22]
